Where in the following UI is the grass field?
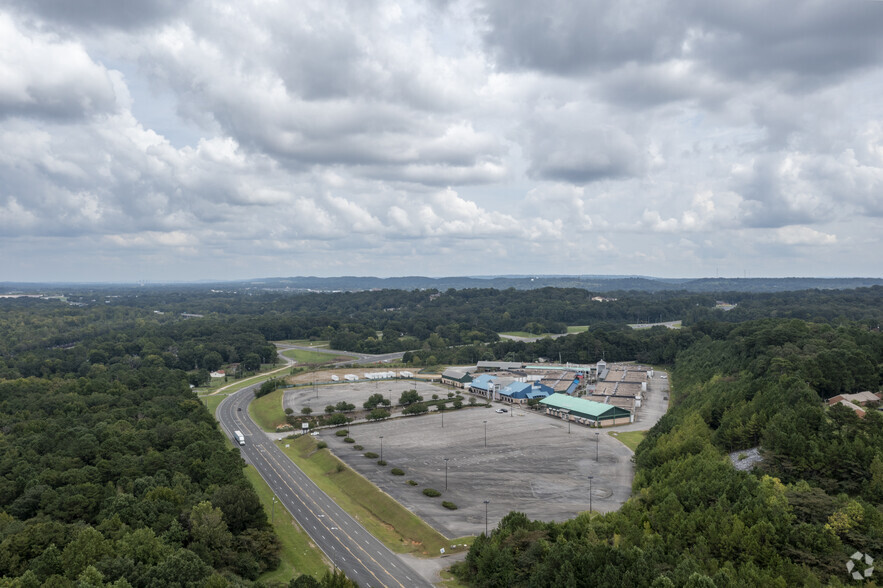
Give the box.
[244,466,329,584]
[281,348,356,364]
[279,436,456,557]
[500,331,556,338]
[567,325,589,333]
[279,340,331,348]
[609,430,647,452]
[250,388,287,431]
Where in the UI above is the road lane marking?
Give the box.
[252,446,395,588]
[258,445,411,588]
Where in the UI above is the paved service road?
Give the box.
[217,386,432,588]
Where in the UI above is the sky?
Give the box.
[1,0,881,283]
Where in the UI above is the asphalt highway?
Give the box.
[216,384,432,588]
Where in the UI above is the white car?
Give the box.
[495,408,508,413]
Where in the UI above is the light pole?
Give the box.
[483,420,487,447]
[444,457,449,490]
[595,431,599,461]
[379,435,384,462]
[271,495,277,522]
[441,407,444,428]
[483,499,490,536]
[568,419,571,434]
[588,476,593,512]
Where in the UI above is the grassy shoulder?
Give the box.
[199,393,230,416]
[278,435,456,557]
[250,387,287,431]
[243,466,330,584]
[609,430,647,452]
[566,325,589,333]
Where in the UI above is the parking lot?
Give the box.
[282,372,669,539]
[283,378,446,415]
[308,399,634,538]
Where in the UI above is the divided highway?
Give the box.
[216,384,433,588]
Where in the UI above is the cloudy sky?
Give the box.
[1,0,881,282]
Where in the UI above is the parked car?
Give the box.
[495,408,508,413]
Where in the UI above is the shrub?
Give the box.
[432,394,439,400]
[364,452,379,459]
[326,414,349,426]
[377,460,387,466]
[353,445,363,450]
[316,441,328,449]
[367,408,391,421]
[391,468,405,476]
[453,399,463,409]
[343,437,355,443]
[442,501,458,510]
[301,407,313,415]
[335,430,349,437]
[422,488,441,497]
[335,464,345,473]
[285,408,294,415]
[403,402,428,415]
[407,480,418,486]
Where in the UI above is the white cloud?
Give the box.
[768,226,837,246]
[0,1,880,281]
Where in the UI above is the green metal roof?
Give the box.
[539,393,629,418]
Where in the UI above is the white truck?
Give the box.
[233,430,245,446]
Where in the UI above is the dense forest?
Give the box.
[1,285,882,586]
[456,318,883,586]
[0,302,282,586]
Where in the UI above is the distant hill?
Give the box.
[3,275,881,295]
[240,275,883,294]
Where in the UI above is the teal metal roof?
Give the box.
[540,393,629,418]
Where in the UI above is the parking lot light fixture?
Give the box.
[444,457,449,490]
[483,420,487,447]
[595,431,599,461]
[588,476,594,512]
[379,435,384,462]
[483,499,490,536]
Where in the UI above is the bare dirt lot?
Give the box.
[282,374,669,539]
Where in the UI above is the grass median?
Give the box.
[243,465,329,584]
[278,435,455,557]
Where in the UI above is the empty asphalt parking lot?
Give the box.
[312,398,635,539]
